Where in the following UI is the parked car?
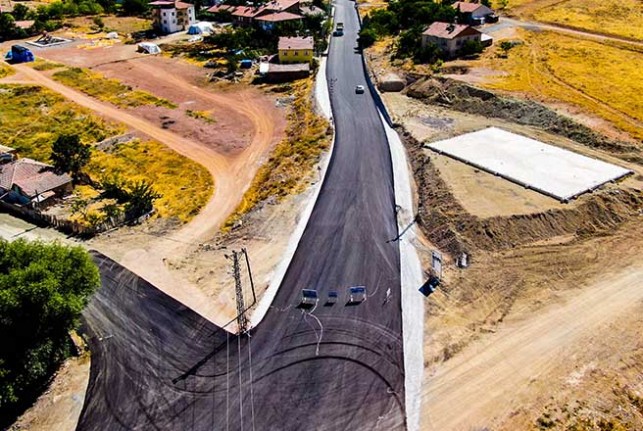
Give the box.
[300,289,319,306]
[348,286,367,303]
[355,85,365,94]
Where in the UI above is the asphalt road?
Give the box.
[77,0,406,429]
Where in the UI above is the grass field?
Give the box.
[0,84,211,223]
[52,67,177,109]
[497,0,643,40]
[481,30,643,141]
[0,62,14,78]
[224,78,330,228]
[29,59,65,71]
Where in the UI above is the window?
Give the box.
[171,11,175,15]
[283,51,288,56]
[294,51,298,56]
[163,19,167,24]
[304,50,308,55]
[163,11,167,16]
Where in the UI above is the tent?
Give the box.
[5,45,34,64]
[187,22,215,36]
[137,42,161,55]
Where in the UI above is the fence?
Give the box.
[0,200,153,237]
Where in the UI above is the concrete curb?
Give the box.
[380,113,424,431]
[250,56,335,328]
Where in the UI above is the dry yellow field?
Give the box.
[496,0,643,40]
[482,30,643,141]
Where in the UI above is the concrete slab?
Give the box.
[428,127,632,202]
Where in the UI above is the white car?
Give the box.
[355,85,365,94]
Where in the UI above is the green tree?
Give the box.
[358,27,377,48]
[122,0,148,16]
[11,4,30,21]
[0,239,100,427]
[50,134,91,180]
[126,180,161,216]
[481,0,492,7]
[460,39,484,56]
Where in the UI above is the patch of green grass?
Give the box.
[186,109,216,124]
[0,84,125,161]
[0,62,14,78]
[224,78,330,228]
[52,67,177,109]
[88,140,213,222]
[30,59,65,71]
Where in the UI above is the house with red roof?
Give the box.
[208,0,302,29]
[422,21,488,57]
[150,0,196,34]
[452,1,496,25]
[0,158,72,208]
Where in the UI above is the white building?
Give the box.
[150,1,196,34]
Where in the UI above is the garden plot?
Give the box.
[428,127,632,202]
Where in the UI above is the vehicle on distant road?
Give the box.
[300,289,319,306]
[348,286,367,304]
[355,85,365,94]
[334,22,344,36]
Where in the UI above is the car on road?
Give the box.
[355,85,365,94]
[326,291,338,305]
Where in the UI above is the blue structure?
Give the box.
[5,45,35,64]
[239,59,252,69]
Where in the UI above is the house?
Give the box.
[278,36,313,64]
[208,0,302,27]
[264,63,310,82]
[422,22,484,57]
[256,11,303,31]
[452,1,496,25]
[150,0,196,34]
[0,158,72,207]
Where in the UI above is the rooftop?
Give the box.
[452,1,486,13]
[423,21,480,39]
[278,36,314,50]
[0,158,72,198]
[257,11,303,22]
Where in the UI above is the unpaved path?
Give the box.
[421,264,643,430]
[9,64,280,327]
[501,17,643,49]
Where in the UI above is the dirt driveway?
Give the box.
[7,51,285,325]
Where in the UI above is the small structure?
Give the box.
[4,45,34,64]
[422,22,483,57]
[278,36,314,64]
[138,42,161,54]
[150,0,196,34]
[187,21,215,35]
[0,158,72,208]
[0,145,16,165]
[264,63,310,82]
[452,1,496,25]
[26,33,72,48]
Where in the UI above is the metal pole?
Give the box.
[241,248,256,306]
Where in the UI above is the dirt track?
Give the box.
[9,64,282,325]
[422,263,643,430]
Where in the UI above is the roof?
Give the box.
[14,20,35,29]
[231,5,266,18]
[257,11,303,22]
[422,22,481,39]
[278,36,313,50]
[452,1,484,13]
[149,0,193,9]
[267,63,310,73]
[0,144,16,154]
[0,158,72,198]
[207,4,236,13]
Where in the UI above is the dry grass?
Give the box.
[224,78,330,228]
[480,30,643,141]
[500,0,643,40]
[186,109,216,124]
[0,84,125,160]
[0,84,212,222]
[62,15,152,35]
[29,59,65,71]
[88,139,212,222]
[0,62,14,78]
[52,67,177,109]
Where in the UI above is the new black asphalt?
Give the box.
[77,0,405,429]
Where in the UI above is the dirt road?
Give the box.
[421,264,643,430]
[501,17,643,49]
[9,64,280,326]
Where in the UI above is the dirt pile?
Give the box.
[400,129,643,259]
[405,77,641,162]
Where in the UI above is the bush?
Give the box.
[122,0,148,16]
[358,27,377,48]
[460,39,484,56]
[0,239,100,428]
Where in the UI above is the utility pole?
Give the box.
[232,250,248,334]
